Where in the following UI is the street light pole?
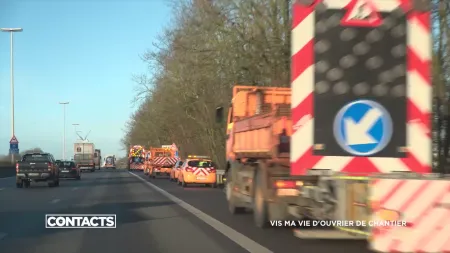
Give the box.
[59,102,69,160]
[1,28,23,163]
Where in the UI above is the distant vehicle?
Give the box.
[74,142,96,172]
[146,145,179,178]
[16,153,60,188]
[58,160,80,180]
[128,145,145,171]
[94,149,101,170]
[103,155,116,169]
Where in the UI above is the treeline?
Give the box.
[0,148,44,165]
[122,0,292,169]
[122,0,450,170]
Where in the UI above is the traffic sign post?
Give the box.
[9,135,20,156]
[333,100,392,156]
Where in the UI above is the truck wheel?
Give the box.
[76,175,81,180]
[48,181,55,187]
[55,179,60,187]
[253,171,269,228]
[182,180,188,187]
[16,181,23,188]
[226,181,245,214]
[210,183,217,188]
[227,162,246,214]
[24,181,30,188]
[91,169,95,172]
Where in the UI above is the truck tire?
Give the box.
[227,162,246,214]
[16,181,23,188]
[76,175,81,180]
[253,170,269,228]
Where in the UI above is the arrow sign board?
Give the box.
[333,100,392,156]
[10,135,19,144]
[341,0,382,27]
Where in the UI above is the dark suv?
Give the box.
[59,160,81,180]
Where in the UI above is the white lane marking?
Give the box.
[50,199,60,204]
[129,172,273,253]
[72,187,78,191]
[0,232,7,240]
[0,188,4,191]
[0,176,15,181]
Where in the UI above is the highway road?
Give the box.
[0,170,372,253]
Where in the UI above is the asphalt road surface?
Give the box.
[0,170,372,253]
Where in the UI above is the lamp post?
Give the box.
[59,102,69,160]
[1,28,23,163]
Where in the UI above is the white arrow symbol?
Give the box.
[344,107,383,145]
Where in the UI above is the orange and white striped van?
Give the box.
[177,155,217,187]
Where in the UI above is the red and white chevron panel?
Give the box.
[370,178,450,253]
[152,157,166,165]
[130,163,144,170]
[152,157,179,166]
[192,167,213,176]
[290,0,431,176]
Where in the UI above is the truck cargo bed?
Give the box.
[233,104,291,160]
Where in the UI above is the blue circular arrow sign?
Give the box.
[333,100,393,156]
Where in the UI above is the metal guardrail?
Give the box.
[0,165,15,178]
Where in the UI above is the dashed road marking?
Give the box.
[129,172,273,253]
[72,187,78,191]
[0,188,4,191]
[50,199,60,204]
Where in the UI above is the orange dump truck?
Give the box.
[147,146,178,178]
[215,85,294,226]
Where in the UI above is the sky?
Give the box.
[0,0,172,159]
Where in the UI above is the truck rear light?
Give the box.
[274,180,299,189]
[16,163,19,172]
[48,162,53,171]
[186,167,193,172]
